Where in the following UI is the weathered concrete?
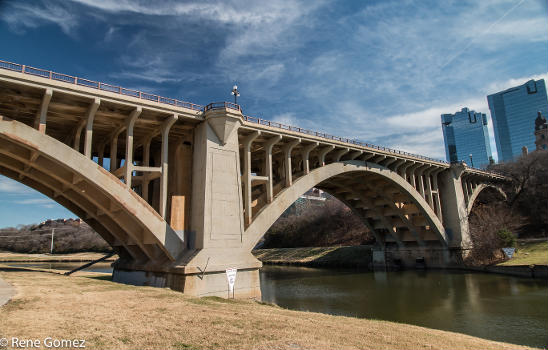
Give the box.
[0,63,508,297]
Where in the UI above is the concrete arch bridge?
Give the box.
[0,61,506,297]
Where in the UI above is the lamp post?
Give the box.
[231,85,240,105]
[469,154,474,168]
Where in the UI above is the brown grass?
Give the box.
[0,251,117,262]
[253,245,372,268]
[0,269,537,350]
[498,240,548,266]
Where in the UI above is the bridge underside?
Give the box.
[0,118,185,265]
[317,172,445,247]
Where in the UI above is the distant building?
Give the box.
[283,188,327,216]
[535,111,548,151]
[441,108,493,168]
[487,79,548,162]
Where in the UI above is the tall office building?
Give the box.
[441,108,493,169]
[487,79,548,162]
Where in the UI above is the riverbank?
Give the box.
[253,241,548,279]
[0,269,537,350]
[0,251,117,262]
[253,245,373,268]
[497,240,548,266]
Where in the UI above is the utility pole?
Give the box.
[50,228,55,254]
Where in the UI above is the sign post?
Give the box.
[225,268,237,299]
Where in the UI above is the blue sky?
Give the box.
[0,0,547,227]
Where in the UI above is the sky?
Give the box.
[0,0,547,227]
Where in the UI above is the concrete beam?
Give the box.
[263,135,281,203]
[318,145,335,166]
[283,138,300,187]
[243,131,260,226]
[159,114,178,218]
[332,147,350,162]
[124,107,142,188]
[301,142,318,175]
[83,98,101,159]
[33,88,52,133]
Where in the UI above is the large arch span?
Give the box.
[466,184,507,215]
[243,160,449,250]
[0,118,184,265]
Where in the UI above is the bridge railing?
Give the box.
[0,59,501,174]
[242,115,449,164]
[0,59,204,112]
[204,102,242,112]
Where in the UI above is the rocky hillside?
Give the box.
[0,218,111,254]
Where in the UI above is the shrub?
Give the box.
[467,203,524,265]
[497,228,516,248]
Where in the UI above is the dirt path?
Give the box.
[0,275,14,306]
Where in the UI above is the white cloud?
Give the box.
[69,0,301,26]
[0,177,33,195]
[271,112,298,126]
[14,198,56,206]
[308,52,344,75]
[485,73,548,95]
[385,98,488,130]
[1,2,78,35]
[388,129,446,160]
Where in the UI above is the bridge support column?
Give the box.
[172,106,262,298]
[439,163,472,250]
[264,135,281,202]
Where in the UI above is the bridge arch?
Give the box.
[466,184,507,215]
[0,118,184,264]
[244,160,448,250]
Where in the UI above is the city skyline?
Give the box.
[488,79,548,161]
[0,0,546,226]
[441,108,493,168]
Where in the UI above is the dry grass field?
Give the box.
[0,268,538,350]
[0,251,117,262]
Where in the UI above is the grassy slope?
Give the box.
[253,245,373,267]
[0,251,117,262]
[498,240,548,266]
[0,269,537,350]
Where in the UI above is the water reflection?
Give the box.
[260,265,548,348]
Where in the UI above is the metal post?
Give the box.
[50,228,55,254]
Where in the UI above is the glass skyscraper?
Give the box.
[441,108,493,169]
[487,79,548,162]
